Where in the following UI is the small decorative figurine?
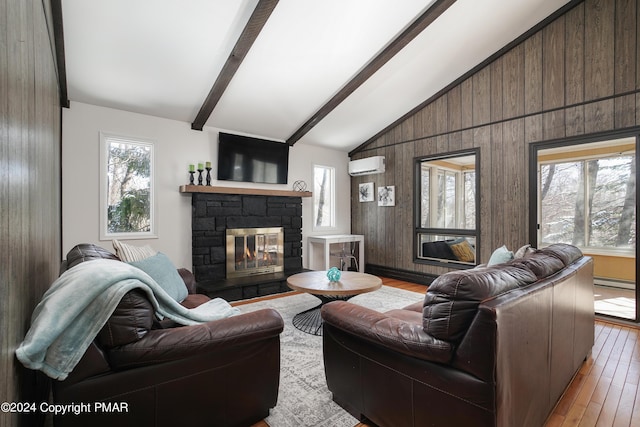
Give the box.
[197,163,204,185]
[205,161,212,186]
[327,267,341,282]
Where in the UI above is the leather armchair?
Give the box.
[52,244,284,427]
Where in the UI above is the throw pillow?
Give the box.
[112,239,157,262]
[487,245,514,266]
[448,239,476,263]
[128,253,188,303]
[514,244,536,259]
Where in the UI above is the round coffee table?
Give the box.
[286,271,382,335]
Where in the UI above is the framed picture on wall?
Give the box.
[378,185,395,206]
[359,182,374,202]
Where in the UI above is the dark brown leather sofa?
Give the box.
[321,243,594,427]
[51,244,284,427]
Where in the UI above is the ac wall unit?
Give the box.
[348,156,386,176]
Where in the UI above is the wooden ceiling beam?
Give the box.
[192,0,279,131]
[285,0,456,146]
[51,0,70,108]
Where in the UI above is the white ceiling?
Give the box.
[62,0,570,152]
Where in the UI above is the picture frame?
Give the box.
[378,185,395,206]
[359,182,374,202]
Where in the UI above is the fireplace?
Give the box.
[226,227,284,279]
[190,192,304,301]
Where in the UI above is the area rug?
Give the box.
[237,285,424,427]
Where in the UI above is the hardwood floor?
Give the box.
[248,277,640,427]
[544,319,640,427]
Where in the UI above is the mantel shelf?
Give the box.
[179,185,312,198]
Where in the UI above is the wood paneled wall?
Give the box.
[352,0,640,278]
[1,0,62,425]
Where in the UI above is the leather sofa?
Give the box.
[321,243,594,427]
[51,244,284,427]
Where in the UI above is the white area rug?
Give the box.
[238,285,424,427]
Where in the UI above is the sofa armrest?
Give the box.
[107,308,284,370]
[321,301,453,363]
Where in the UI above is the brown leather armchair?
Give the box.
[51,244,284,427]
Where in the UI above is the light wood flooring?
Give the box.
[248,278,640,427]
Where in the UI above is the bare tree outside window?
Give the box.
[313,165,335,229]
[540,149,635,250]
[100,133,155,239]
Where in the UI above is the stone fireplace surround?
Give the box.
[191,192,304,301]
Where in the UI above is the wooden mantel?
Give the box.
[179,185,312,198]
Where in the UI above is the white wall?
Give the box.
[62,102,352,269]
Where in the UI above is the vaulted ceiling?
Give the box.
[60,0,572,153]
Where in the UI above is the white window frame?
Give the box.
[312,164,336,231]
[99,132,156,240]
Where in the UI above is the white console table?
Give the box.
[308,234,364,273]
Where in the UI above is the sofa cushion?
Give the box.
[128,252,188,302]
[510,253,565,279]
[538,243,583,266]
[423,264,537,343]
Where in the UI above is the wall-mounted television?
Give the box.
[217,132,289,184]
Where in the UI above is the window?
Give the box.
[538,138,636,253]
[313,165,335,229]
[415,150,479,266]
[100,132,155,240]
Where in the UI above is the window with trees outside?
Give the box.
[415,150,479,266]
[313,164,335,230]
[538,138,636,254]
[100,132,155,240]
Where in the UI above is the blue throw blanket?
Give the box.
[16,259,240,380]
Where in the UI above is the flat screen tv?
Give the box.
[217,132,289,184]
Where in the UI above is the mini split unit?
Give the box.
[348,156,386,176]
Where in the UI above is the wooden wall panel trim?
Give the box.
[615,94,637,128]
[461,78,474,129]
[475,125,492,263]
[473,66,491,125]
[566,105,586,136]
[585,99,615,133]
[503,119,528,246]
[615,0,636,93]
[637,0,640,90]
[1,0,62,419]
[447,84,462,132]
[543,110,566,140]
[584,0,615,100]
[434,96,448,135]
[502,44,525,120]
[524,31,544,114]
[564,3,585,105]
[490,58,504,122]
[542,15,566,110]
[490,123,504,248]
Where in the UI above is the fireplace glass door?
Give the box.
[226,227,284,278]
